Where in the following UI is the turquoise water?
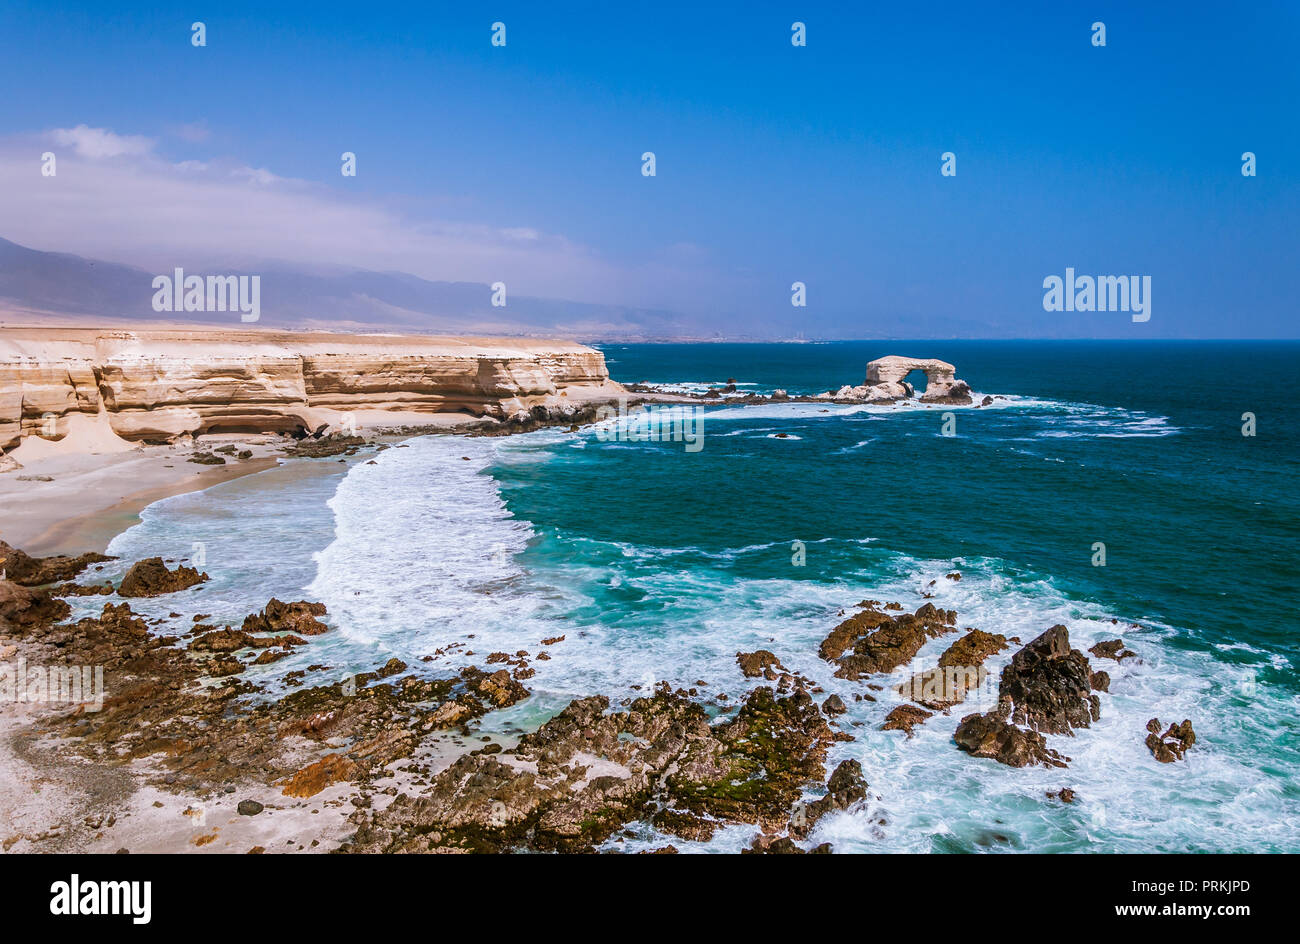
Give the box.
[97,341,1300,852]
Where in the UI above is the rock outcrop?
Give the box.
[894,629,1010,711]
[1089,638,1139,663]
[818,602,958,680]
[0,578,71,631]
[7,573,533,794]
[241,598,329,636]
[117,557,208,597]
[882,704,934,737]
[939,629,1009,669]
[819,356,973,405]
[953,700,1069,768]
[345,684,838,853]
[1145,718,1196,763]
[0,327,620,451]
[737,649,785,678]
[999,625,1100,735]
[786,759,868,839]
[0,540,112,586]
[949,626,1104,770]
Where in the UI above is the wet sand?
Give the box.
[0,413,484,557]
[1,444,281,557]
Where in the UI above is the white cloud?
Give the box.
[229,165,284,186]
[1,128,745,314]
[48,125,154,159]
[169,121,211,143]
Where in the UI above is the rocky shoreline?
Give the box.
[0,534,1196,853]
[0,350,1199,853]
[625,354,986,408]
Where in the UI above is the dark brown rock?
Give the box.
[0,540,113,586]
[938,629,1008,668]
[822,694,847,715]
[821,603,957,680]
[376,657,407,678]
[283,434,367,458]
[999,626,1100,734]
[206,655,245,677]
[789,759,867,839]
[118,557,208,597]
[953,700,1069,768]
[459,666,529,708]
[191,628,257,652]
[745,835,832,854]
[1145,717,1196,763]
[737,649,784,678]
[346,685,836,853]
[1089,638,1139,662]
[817,606,892,661]
[52,581,114,597]
[0,579,71,632]
[241,598,328,636]
[881,704,933,737]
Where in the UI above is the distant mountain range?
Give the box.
[0,237,695,340]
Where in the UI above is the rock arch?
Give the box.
[865,356,971,404]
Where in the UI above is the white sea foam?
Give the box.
[304,436,563,672]
[300,440,1295,854]
[603,553,1299,853]
[703,399,982,422]
[92,410,1294,853]
[640,381,756,398]
[833,437,877,454]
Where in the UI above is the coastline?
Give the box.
[0,413,506,853]
[5,450,279,557]
[0,413,496,558]
[1,391,690,559]
[0,387,710,854]
[2,342,1287,854]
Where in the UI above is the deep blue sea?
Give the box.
[91,341,1300,852]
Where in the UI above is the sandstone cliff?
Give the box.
[0,327,620,451]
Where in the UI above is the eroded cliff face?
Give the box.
[0,327,620,450]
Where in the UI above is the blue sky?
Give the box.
[1,0,1296,337]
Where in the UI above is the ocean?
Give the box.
[88,341,1300,852]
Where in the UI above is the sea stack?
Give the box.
[819,355,973,404]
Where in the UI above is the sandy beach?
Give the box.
[0,408,549,853]
[0,322,657,854]
[2,444,279,557]
[0,413,485,557]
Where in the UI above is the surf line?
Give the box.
[594,397,704,453]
